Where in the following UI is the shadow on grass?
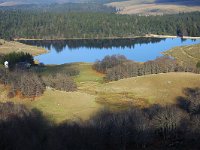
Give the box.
[1,87,200,150]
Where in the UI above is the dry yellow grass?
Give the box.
[30,89,102,123]
[163,44,200,66]
[0,86,102,123]
[0,39,47,56]
[0,63,104,123]
[96,72,200,106]
[1,62,200,123]
[107,0,200,15]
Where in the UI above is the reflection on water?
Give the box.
[19,38,200,64]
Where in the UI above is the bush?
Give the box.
[18,72,46,98]
[0,102,30,121]
[186,88,200,114]
[0,70,46,98]
[0,102,48,150]
[93,55,127,73]
[98,55,199,81]
[105,56,179,81]
[197,61,200,68]
[43,73,77,92]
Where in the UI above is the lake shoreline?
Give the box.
[15,34,200,41]
[31,37,200,65]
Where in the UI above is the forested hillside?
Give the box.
[0,3,115,13]
[0,11,200,40]
[0,0,127,5]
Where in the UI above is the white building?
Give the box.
[4,61,9,68]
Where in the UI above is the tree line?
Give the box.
[0,87,200,149]
[0,68,78,98]
[0,3,115,13]
[0,52,34,69]
[93,55,200,81]
[0,11,200,40]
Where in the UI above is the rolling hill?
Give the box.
[163,43,200,67]
[1,0,200,15]
[107,0,200,15]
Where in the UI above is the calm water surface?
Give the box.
[19,38,200,65]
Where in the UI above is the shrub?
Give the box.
[93,55,127,73]
[152,106,188,141]
[18,72,46,98]
[197,61,200,68]
[0,102,48,150]
[100,55,199,81]
[43,73,77,92]
[187,88,200,114]
[0,102,30,121]
[0,70,46,98]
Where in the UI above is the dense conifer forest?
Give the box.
[0,11,200,40]
[0,3,116,13]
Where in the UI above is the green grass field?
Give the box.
[163,43,200,66]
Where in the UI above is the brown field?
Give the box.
[107,0,200,15]
[0,39,47,56]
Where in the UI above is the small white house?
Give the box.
[4,61,9,69]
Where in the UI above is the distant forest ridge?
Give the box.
[0,3,116,13]
[1,0,200,14]
[0,11,200,40]
[0,0,127,5]
[0,0,200,5]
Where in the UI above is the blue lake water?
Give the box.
[19,38,200,65]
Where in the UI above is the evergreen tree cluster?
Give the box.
[0,52,34,68]
[0,11,200,40]
[0,3,116,13]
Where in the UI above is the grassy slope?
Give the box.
[0,39,47,56]
[0,63,104,123]
[29,90,102,123]
[163,43,200,66]
[96,72,200,106]
[107,0,200,15]
[0,85,102,123]
[0,62,200,122]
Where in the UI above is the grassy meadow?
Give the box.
[96,72,200,106]
[1,61,200,123]
[107,0,200,15]
[163,43,200,66]
[0,39,47,56]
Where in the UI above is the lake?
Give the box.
[19,38,200,65]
